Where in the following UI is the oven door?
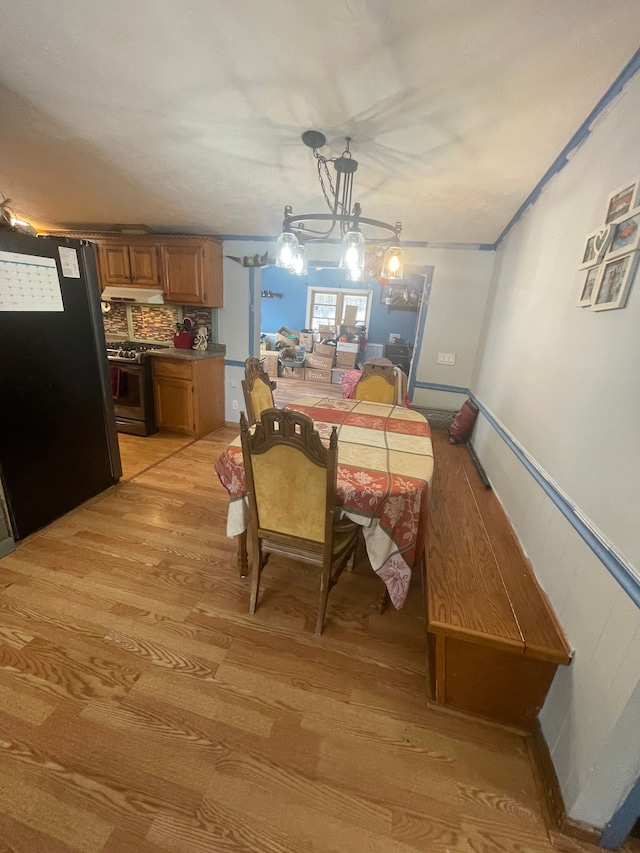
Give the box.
[108,360,156,435]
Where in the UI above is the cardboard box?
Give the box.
[276,326,299,347]
[335,350,357,370]
[331,368,348,385]
[304,367,332,383]
[305,352,334,371]
[314,342,336,358]
[318,324,334,337]
[281,365,305,379]
[299,332,314,352]
[336,341,359,353]
[343,305,358,326]
[261,351,279,378]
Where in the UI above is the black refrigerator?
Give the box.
[0,230,122,542]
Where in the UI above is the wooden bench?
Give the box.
[426,430,572,729]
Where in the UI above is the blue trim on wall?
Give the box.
[495,47,640,248]
[469,392,640,609]
[248,268,256,357]
[224,359,245,368]
[414,380,470,395]
[600,775,640,849]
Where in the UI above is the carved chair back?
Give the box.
[354,363,398,405]
[242,357,274,424]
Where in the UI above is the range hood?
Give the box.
[101,286,165,305]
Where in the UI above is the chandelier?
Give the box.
[275,130,405,281]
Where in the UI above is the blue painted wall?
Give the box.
[261,265,421,346]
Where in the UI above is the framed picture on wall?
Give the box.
[607,212,640,259]
[577,265,600,307]
[605,178,639,224]
[579,225,613,269]
[379,282,420,311]
[591,252,639,311]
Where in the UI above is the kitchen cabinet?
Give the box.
[152,356,224,438]
[46,231,223,307]
[161,239,223,307]
[98,241,160,287]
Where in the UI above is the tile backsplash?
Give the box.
[102,302,216,343]
[102,302,128,337]
[131,305,179,342]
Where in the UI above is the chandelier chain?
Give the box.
[314,152,339,213]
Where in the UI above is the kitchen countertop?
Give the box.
[146,346,225,361]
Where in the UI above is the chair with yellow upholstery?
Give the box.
[354,363,399,405]
[242,357,274,425]
[240,407,359,634]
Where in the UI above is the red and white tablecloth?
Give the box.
[214,396,433,609]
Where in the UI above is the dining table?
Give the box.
[214,395,434,609]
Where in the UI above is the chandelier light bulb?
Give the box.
[340,230,365,281]
[275,231,299,270]
[291,244,308,276]
[382,245,405,280]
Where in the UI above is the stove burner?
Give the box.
[106,341,166,363]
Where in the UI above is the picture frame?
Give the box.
[579,225,614,269]
[605,178,639,224]
[579,230,601,269]
[591,252,639,312]
[577,265,600,307]
[607,211,640,259]
[379,282,420,311]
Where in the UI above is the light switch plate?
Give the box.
[437,352,456,365]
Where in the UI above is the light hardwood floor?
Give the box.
[118,432,195,481]
[0,427,634,852]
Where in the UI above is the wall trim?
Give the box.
[413,380,469,394]
[495,47,640,248]
[469,392,640,609]
[600,773,640,849]
[224,359,244,368]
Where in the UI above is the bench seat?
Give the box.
[426,430,572,729]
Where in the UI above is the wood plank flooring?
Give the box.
[117,432,195,482]
[0,427,635,852]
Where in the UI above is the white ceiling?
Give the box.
[1,0,639,244]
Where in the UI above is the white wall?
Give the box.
[409,247,495,410]
[471,73,640,828]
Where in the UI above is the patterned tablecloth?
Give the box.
[214,396,434,608]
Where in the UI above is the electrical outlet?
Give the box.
[230,380,237,388]
[232,400,239,410]
[437,352,456,365]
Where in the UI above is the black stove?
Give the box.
[106,342,159,435]
[106,341,165,363]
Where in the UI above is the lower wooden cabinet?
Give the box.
[152,356,224,438]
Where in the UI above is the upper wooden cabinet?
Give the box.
[51,232,224,307]
[161,240,223,307]
[99,241,160,288]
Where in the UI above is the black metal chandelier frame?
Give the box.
[281,131,402,244]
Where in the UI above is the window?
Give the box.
[307,288,371,332]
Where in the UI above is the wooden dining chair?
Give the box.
[354,363,399,405]
[240,407,359,634]
[242,356,275,425]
